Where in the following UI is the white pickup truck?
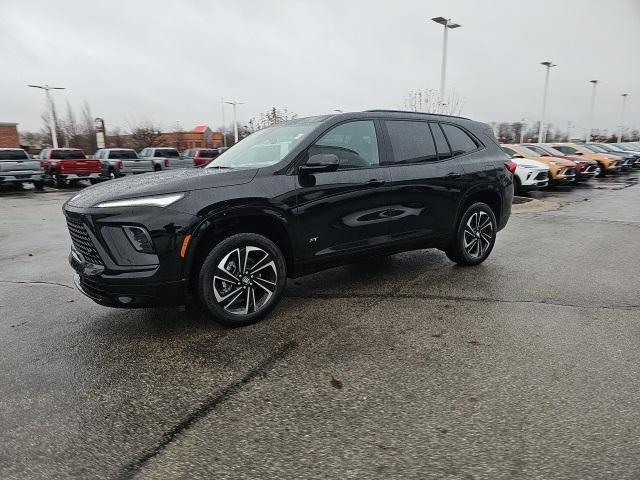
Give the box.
[138,147,193,171]
[0,148,44,190]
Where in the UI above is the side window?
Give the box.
[441,124,479,157]
[310,120,379,169]
[139,149,147,157]
[384,121,437,164]
[430,123,451,160]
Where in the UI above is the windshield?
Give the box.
[51,150,85,160]
[207,124,318,169]
[536,145,565,157]
[0,150,29,161]
[514,146,541,157]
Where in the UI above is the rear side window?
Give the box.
[51,150,85,160]
[0,150,29,160]
[311,120,380,169]
[155,149,180,158]
[108,150,137,159]
[430,123,452,160]
[384,121,437,164]
[198,150,218,158]
[441,124,479,156]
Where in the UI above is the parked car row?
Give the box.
[0,146,228,190]
[501,142,640,193]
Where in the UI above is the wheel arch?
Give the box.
[457,185,502,226]
[184,206,297,289]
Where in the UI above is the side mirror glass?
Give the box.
[299,153,339,174]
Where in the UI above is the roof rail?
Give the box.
[365,109,471,121]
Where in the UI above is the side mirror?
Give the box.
[299,153,339,174]
[574,151,584,155]
[511,153,524,159]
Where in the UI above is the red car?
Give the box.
[182,148,221,167]
[523,143,600,180]
[39,148,102,187]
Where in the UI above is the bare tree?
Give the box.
[402,88,465,116]
[128,121,164,150]
[245,107,298,134]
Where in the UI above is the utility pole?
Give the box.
[28,84,65,148]
[520,118,526,143]
[567,121,573,142]
[538,61,556,142]
[431,17,461,111]
[585,80,599,142]
[224,100,245,144]
[221,97,227,148]
[618,93,629,142]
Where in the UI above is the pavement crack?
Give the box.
[284,292,639,311]
[0,280,74,290]
[115,341,297,480]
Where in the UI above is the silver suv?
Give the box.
[94,148,155,179]
[138,147,193,171]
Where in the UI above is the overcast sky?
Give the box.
[2,0,639,136]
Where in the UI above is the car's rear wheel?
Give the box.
[33,180,44,191]
[197,233,287,327]
[445,202,497,266]
[513,176,522,195]
[54,173,66,188]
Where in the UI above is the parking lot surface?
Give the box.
[1,174,639,480]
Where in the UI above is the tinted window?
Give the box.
[311,121,379,169]
[154,149,180,158]
[198,150,218,158]
[51,150,85,160]
[385,121,437,164]
[108,150,138,159]
[0,150,29,160]
[430,123,452,160]
[441,124,478,156]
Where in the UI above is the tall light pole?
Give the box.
[538,61,556,142]
[585,80,599,142]
[28,84,65,148]
[431,17,461,110]
[221,97,227,147]
[224,100,245,144]
[617,93,629,142]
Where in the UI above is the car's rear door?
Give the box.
[294,119,393,269]
[381,120,467,242]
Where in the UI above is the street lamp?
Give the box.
[431,17,461,109]
[224,100,245,144]
[538,61,556,142]
[221,97,227,148]
[585,80,599,142]
[28,84,65,148]
[618,93,629,142]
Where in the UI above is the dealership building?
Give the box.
[0,122,20,148]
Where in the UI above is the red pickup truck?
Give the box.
[39,148,102,187]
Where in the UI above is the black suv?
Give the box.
[63,111,513,326]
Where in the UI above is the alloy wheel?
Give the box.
[212,246,277,315]
[463,211,493,259]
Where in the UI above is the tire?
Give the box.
[513,176,521,195]
[54,172,66,188]
[33,180,44,191]
[445,202,497,266]
[597,165,606,177]
[197,233,287,327]
[154,164,162,172]
[108,169,118,180]
[89,179,101,185]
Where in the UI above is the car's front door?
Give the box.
[382,120,470,243]
[294,120,393,269]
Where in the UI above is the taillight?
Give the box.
[505,161,517,174]
[117,160,124,170]
[59,162,66,172]
[164,158,169,168]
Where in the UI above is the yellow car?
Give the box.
[548,143,619,176]
[502,144,576,184]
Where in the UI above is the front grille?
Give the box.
[79,276,108,299]
[534,171,548,181]
[66,217,103,265]
[584,166,597,173]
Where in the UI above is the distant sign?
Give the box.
[95,117,106,149]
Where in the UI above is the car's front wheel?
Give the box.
[445,202,497,266]
[197,233,287,327]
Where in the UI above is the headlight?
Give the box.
[94,193,184,208]
[548,160,558,165]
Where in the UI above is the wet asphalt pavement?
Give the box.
[1,173,639,480]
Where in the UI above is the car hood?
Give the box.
[66,168,257,208]
[531,155,575,167]
[513,158,548,169]
[565,155,597,165]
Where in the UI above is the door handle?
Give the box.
[366,178,386,186]
[447,172,461,178]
